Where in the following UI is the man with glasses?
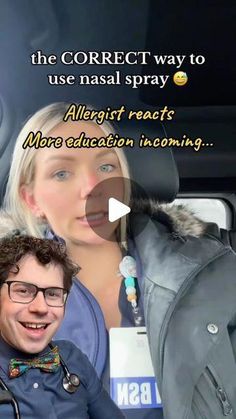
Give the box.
[0,234,124,418]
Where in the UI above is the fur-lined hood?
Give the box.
[0,199,208,239]
[0,210,24,238]
[131,198,208,238]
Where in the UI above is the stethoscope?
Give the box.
[0,342,80,419]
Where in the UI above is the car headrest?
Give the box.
[118,121,179,203]
[0,95,23,206]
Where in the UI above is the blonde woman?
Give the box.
[2,103,236,419]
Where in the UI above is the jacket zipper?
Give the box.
[171,232,187,243]
[158,245,229,387]
[206,367,233,416]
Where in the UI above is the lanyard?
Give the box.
[119,255,144,326]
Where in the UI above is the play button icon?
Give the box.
[108,198,130,222]
[85,177,150,242]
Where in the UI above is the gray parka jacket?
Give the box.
[130,201,236,419]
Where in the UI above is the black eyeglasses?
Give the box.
[3,281,68,307]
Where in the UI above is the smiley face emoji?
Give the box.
[173,71,188,86]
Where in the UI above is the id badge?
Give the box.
[109,327,162,409]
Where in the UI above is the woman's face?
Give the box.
[21,121,124,245]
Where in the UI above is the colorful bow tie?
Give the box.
[9,346,60,378]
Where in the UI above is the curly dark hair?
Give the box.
[0,234,79,291]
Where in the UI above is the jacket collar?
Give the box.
[130,198,207,237]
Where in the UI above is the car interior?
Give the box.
[1,4,236,418]
[0,0,235,241]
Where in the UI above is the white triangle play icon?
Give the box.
[108,198,131,222]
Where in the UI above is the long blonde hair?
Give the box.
[3,102,130,244]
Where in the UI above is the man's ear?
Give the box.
[20,185,45,218]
